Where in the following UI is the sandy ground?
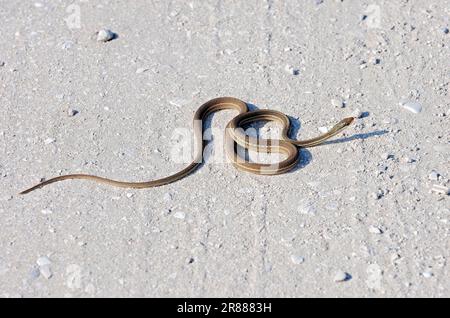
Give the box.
[0,0,449,298]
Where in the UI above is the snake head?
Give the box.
[342,117,355,126]
[330,117,355,133]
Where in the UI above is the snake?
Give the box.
[19,97,354,195]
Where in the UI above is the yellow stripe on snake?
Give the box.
[20,97,354,194]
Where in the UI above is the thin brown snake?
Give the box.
[20,97,354,195]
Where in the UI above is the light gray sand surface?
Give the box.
[1,0,449,297]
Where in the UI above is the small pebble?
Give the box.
[442,27,449,34]
[428,170,440,181]
[371,189,384,200]
[334,271,350,282]
[36,256,51,267]
[0,61,5,67]
[285,65,299,75]
[41,209,53,215]
[39,265,53,279]
[331,98,345,108]
[403,157,416,164]
[44,138,56,144]
[67,108,78,117]
[369,226,383,234]
[299,201,317,216]
[318,126,329,134]
[126,193,134,199]
[30,267,40,279]
[370,57,381,65]
[96,29,115,42]
[431,184,450,195]
[173,211,186,219]
[422,271,433,278]
[136,68,149,74]
[290,255,305,265]
[163,193,173,201]
[401,101,423,114]
[391,254,401,264]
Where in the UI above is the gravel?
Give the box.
[2,0,449,298]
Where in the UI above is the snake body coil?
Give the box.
[20,97,354,194]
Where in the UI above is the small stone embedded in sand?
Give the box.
[442,27,449,34]
[164,193,173,201]
[67,108,78,117]
[44,138,56,144]
[431,184,450,195]
[403,157,416,164]
[0,61,5,67]
[30,267,40,279]
[285,65,299,75]
[370,57,381,65]
[428,170,440,181]
[39,265,53,279]
[401,101,423,114]
[334,271,350,282]
[331,98,345,108]
[299,201,317,216]
[318,126,329,134]
[371,189,384,200]
[136,68,149,74]
[173,211,186,219]
[96,29,115,42]
[391,254,401,264]
[290,255,305,265]
[369,226,383,234]
[422,271,433,278]
[36,256,51,267]
[359,61,367,69]
[41,209,53,215]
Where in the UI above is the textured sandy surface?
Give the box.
[0,0,449,297]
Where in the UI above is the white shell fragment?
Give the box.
[318,126,329,134]
[36,256,51,267]
[44,138,56,144]
[401,101,422,114]
[41,209,53,215]
[431,185,450,195]
[173,212,186,219]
